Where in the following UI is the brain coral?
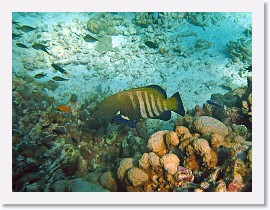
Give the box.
[192,116,229,136]
[147,130,168,157]
[160,154,180,175]
[192,138,218,169]
[139,153,150,171]
[139,152,161,172]
[117,158,134,180]
[165,131,180,149]
[127,167,149,186]
[175,126,192,138]
[148,152,161,169]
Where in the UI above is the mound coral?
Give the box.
[147,130,168,157]
[160,154,180,175]
[127,167,149,187]
[192,116,229,136]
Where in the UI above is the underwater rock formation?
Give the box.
[12,73,252,192]
[87,14,118,35]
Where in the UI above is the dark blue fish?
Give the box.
[16,43,28,49]
[32,43,50,54]
[51,64,67,74]
[206,100,222,108]
[246,65,252,72]
[12,33,23,39]
[113,113,138,128]
[12,20,20,25]
[145,41,158,49]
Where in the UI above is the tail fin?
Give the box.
[167,92,185,116]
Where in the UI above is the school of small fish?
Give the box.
[12,18,168,117]
[12,20,69,83]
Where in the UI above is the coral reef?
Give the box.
[226,37,252,67]
[185,76,252,129]
[12,12,252,192]
[185,12,222,26]
[117,78,252,191]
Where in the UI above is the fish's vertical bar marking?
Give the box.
[150,94,159,116]
[128,93,136,110]
[157,98,163,112]
[136,91,147,118]
[144,92,154,117]
[163,101,168,110]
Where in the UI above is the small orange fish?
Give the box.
[57,105,71,113]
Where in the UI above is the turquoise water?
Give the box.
[12,12,252,192]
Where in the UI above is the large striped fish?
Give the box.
[92,85,185,127]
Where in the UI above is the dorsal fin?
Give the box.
[146,85,167,99]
